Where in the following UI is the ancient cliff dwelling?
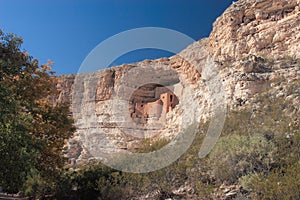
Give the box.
[129,84,179,124]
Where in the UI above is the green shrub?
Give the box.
[55,161,127,200]
[22,169,53,199]
[240,163,300,200]
[134,138,170,153]
[208,134,277,183]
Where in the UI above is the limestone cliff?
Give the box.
[58,0,300,165]
[208,0,300,62]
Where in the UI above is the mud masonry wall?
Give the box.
[130,86,179,124]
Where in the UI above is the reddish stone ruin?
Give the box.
[129,84,179,124]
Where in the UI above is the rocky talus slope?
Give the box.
[57,0,300,167]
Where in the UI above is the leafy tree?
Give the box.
[0,30,75,195]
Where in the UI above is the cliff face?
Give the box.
[208,0,300,62]
[59,0,300,165]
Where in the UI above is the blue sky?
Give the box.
[0,0,232,75]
